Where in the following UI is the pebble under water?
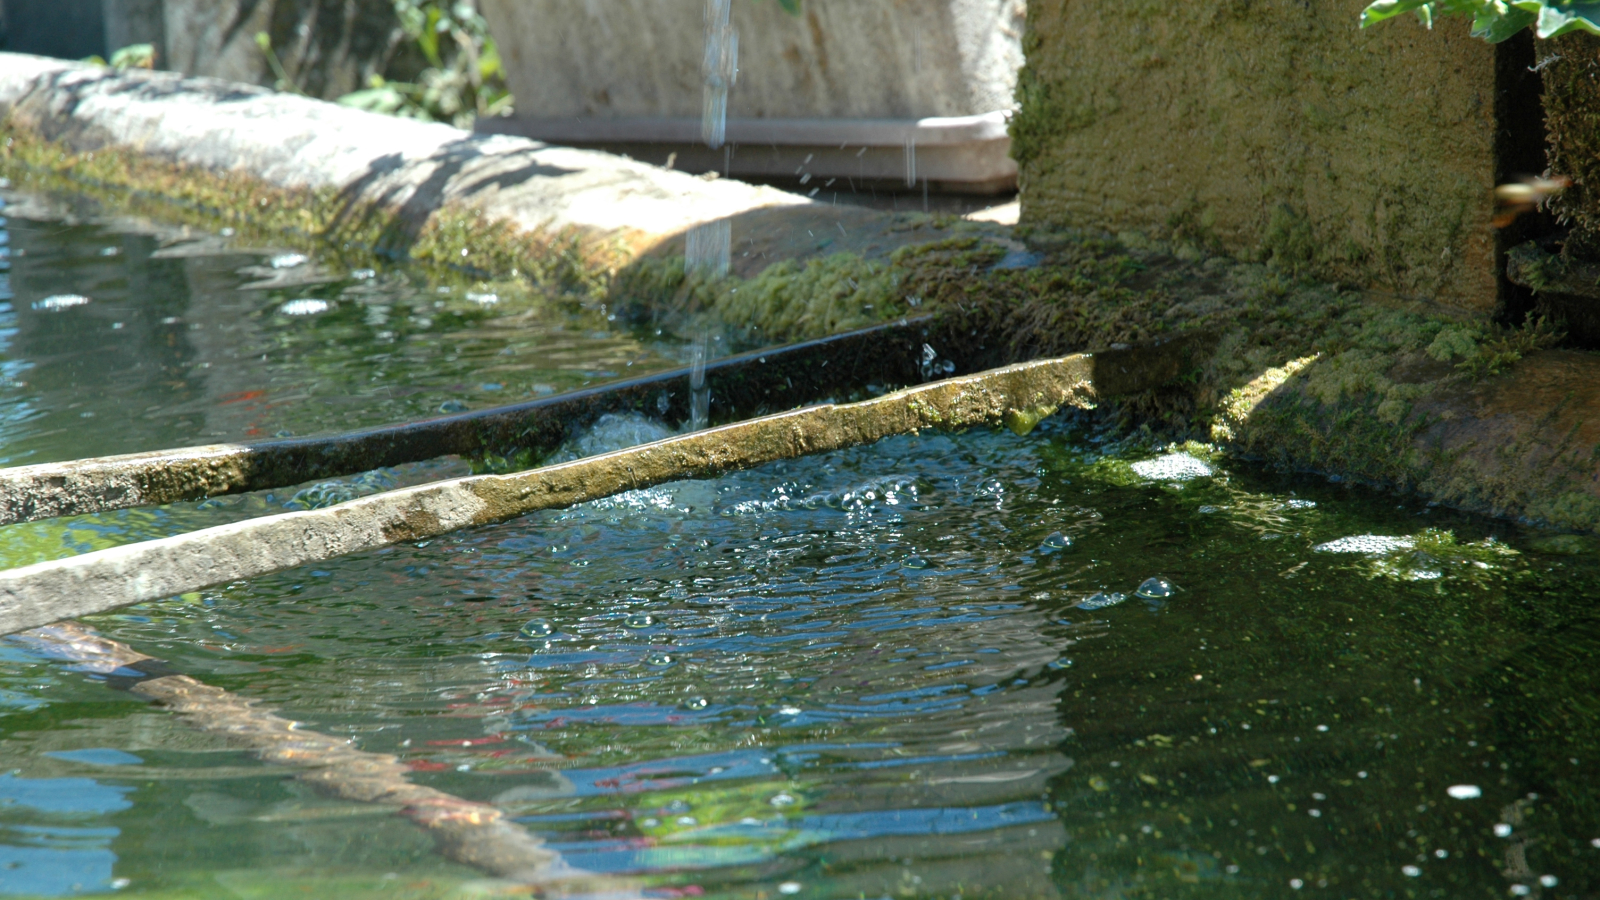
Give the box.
[0,196,1598,900]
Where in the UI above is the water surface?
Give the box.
[0,195,1597,900]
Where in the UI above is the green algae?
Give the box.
[0,125,617,295]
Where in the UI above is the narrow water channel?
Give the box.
[0,194,1597,899]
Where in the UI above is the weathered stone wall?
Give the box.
[482,0,1026,120]
[1011,1,1500,314]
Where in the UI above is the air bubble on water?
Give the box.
[467,291,499,306]
[682,696,708,710]
[1134,577,1174,599]
[1129,452,1214,481]
[778,882,801,895]
[770,792,796,807]
[1076,591,1126,611]
[518,618,555,638]
[1541,876,1559,888]
[648,653,674,666]
[270,253,308,269]
[625,612,654,629]
[438,400,469,413]
[1446,784,1481,799]
[1401,866,1421,878]
[1510,886,1531,897]
[903,557,931,570]
[1282,498,1317,509]
[1313,535,1415,554]
[351,268,375,279]
[99,246,120,256]
[279,298,329,316]
[779,706,801,716]
[1494,823,1514,838]
[676,816,698,826]
[1040,531,1072,552]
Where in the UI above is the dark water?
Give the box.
[0,196,1598,900]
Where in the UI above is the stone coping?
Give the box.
[0,52,812,252]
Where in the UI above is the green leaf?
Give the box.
[1361,0,1435,26]
[1471,4,1537,41]
[1532,2,1600,38]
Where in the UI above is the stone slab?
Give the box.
[0,53,813,254]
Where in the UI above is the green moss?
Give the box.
[0,124,619,295]
[610,237,1004,345]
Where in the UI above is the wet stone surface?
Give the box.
[0,198,1597,898]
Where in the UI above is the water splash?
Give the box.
[555,412,676,461]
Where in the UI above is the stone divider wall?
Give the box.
[1012,2,1502,316]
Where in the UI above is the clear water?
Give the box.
[1,197,1599,900]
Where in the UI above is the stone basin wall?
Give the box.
[1011,1,1501,316]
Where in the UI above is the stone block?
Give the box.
[1012,1,1503,314]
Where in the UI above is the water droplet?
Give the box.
[1401,866,1421,878]
[1434,849,1448,859]
[1076,591,1126,611]
[1135,577,1174,600]
[770,792,796,806]
[903,556,930,570]
[1308,809,1321,817]
[1494,823,1514,838]
[648,653,674,666]
[33,294,90,312]
[1040,531,1072,551]
[438,400,469,413]
[1446,784,1481,799]
[518,618,554,638]
[625,612,654,629]
[640,817,659,828]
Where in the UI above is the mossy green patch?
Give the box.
[0,125,618,296]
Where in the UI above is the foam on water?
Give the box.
[1313,534,1416,554]
[1129,452,1214,481]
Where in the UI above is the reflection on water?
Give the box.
[0,192,677,466]
[0,195,1597,899]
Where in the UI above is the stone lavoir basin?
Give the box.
[0,192,1598,900]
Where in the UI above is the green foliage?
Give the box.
[83,43,157,70]
[336,1,511,128]
[1361,0,1600,42]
